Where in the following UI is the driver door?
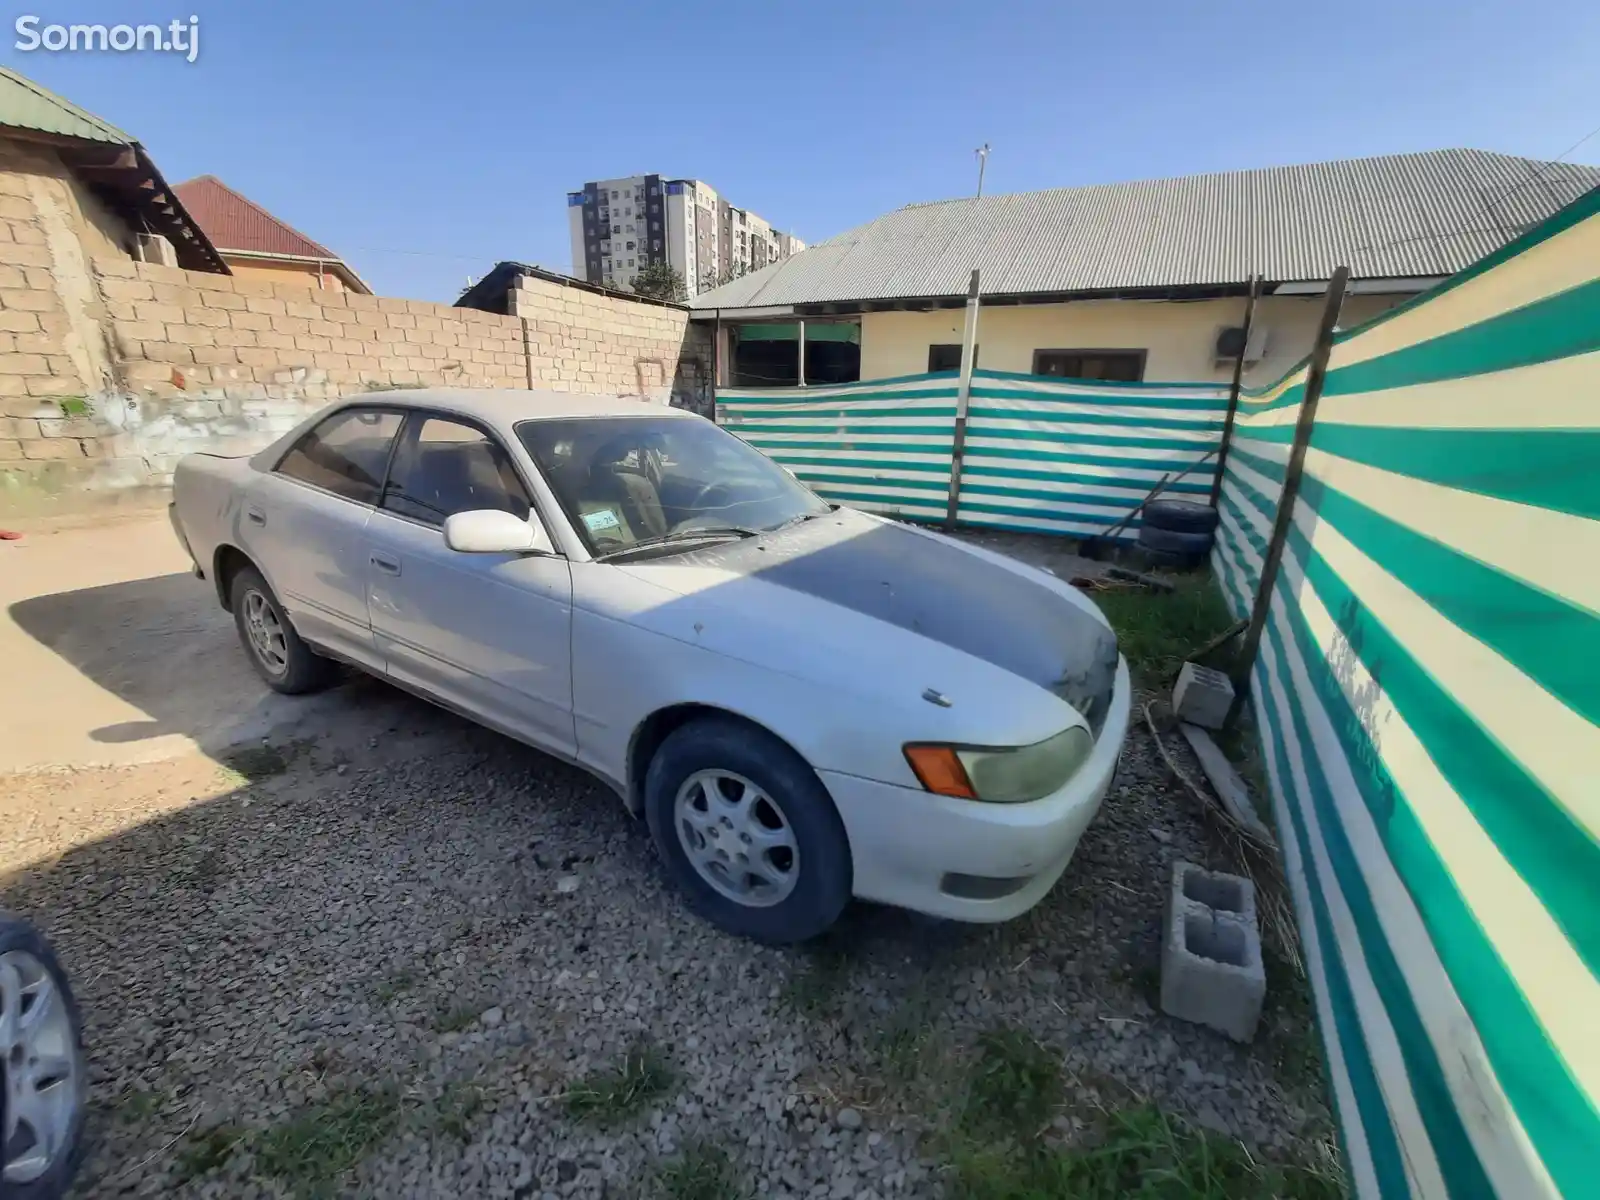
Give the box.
[364,413,577,758]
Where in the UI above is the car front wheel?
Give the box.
[644,717,852,943]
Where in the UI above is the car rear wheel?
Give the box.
[230,566,337,695]
[0,916,85,1200]
[645,717,852,943]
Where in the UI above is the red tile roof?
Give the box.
[173,174,340,261]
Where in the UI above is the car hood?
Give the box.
[616,509,1121,733]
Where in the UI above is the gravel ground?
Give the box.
[0,529,1333,1199]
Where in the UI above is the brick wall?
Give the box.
[1,212,710,516]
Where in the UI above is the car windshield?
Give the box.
[516,414,830,555]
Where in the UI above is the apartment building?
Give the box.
[567,174,803,296]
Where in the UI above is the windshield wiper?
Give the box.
[767,505,838,533]
[597,526,760,561]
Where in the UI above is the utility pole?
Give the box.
[975,144,991,197]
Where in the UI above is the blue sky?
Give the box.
[7,0,1597,301]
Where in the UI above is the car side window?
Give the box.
[275,409,402,504]
[381,416,532,527]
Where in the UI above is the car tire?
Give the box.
[0,915,86,1200]
[1142,498,1220,534]
[644,717,852,944]
[1137,523,1215,558]
[230,565,337,695]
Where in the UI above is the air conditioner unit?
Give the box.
[1213,324,1269,366]
[131,231,177,267]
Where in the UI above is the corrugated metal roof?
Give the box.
[0,65,132,144]
[690,149,1600,309]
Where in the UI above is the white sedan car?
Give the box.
[170,390,1130,943]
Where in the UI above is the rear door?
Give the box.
[242,407,402,670]
[364,413,577,758]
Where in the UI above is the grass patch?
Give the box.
[433,1003,481,1034]
[655,1139,746,1200]
[961,1029,1062,1138]
[116,1087,163,1123]
[781,942,852,1019]
[1093,574,1236,685]
[373,969,416,1004]
[565,1038,677,1125]
[254,1085,401,1197]
[947,1104,1343,1200]
[172,1123,247,1182]
[427,1080,488,1143]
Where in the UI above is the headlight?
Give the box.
[903,726,1094,804]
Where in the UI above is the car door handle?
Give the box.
[370,554,402,576]
[244,507,266,526]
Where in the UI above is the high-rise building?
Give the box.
[567,175,804,297]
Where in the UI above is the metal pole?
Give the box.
[944,269,981,527]
[975,144,990,197]
[796,318,807,388]
[1225,266,1349,726]
[1209,274,1260,508]
[711,312,725,422]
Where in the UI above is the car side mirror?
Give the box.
[443,509,553,555]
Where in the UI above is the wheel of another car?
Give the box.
[229,565,337,695]
[644,717,852,944]
[0,915,86,1200]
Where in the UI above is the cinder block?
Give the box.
[1173,661,1234,730]
[1160,861,1264,1042]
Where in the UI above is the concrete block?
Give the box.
[1160,861,1264,1042]
[1173,661,1234,730]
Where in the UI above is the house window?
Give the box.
[928,344,978,372]
[612,224,621,233]
[1032,349,1146,382]
[626,241,635,250]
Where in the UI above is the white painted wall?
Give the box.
[857,293,1411,385]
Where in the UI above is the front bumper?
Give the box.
[821,657,1132,923]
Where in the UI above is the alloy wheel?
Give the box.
[242,588,289,675]
[0,949,81,1186]
[672,769,800,907]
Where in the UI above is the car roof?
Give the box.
[353,388,702,427]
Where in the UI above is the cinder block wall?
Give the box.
[0,152,711,516]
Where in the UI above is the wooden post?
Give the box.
[1225,267,1349,726]
[1209,274,1260,508]
[944,269,981,527]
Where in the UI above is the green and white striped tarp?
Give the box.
[716,369,1230,537]
[717,373,959,523]
[1214,186,1600,1199]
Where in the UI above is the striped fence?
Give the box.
[1213,186,1599,1198]
[716,190,1597,1195]
[717,369,1230,538]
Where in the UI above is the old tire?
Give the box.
[645,717,852,944]
[230,566,337,695]
[0,915,86,1200]
[1142,499,1220,534]
[1137,523,1214,557]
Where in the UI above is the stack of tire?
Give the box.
[1136,498,1219,569]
